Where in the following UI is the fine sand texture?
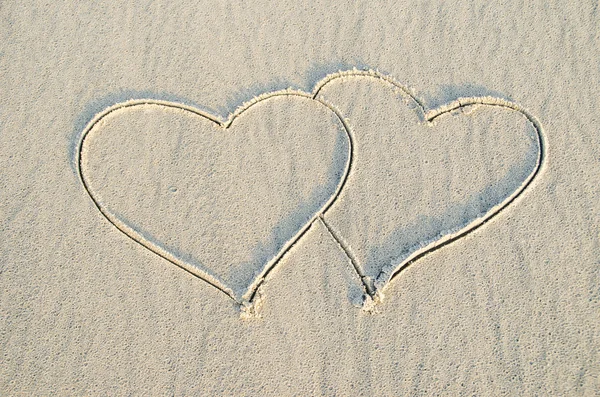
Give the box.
[2,1,599,395]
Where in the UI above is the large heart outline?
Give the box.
[76,90,354,308]
[312,70,546,305]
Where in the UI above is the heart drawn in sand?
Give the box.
[314,71,544,303]
[77,70,544,313]
[77,93,351,306]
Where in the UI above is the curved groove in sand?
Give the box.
[312,69,546,299]
[77,92,354,306]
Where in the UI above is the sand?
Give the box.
[1,1,599,395]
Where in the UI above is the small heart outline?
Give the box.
[312,70,546,304]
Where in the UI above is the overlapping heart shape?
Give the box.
[314,71,544,306]
[77,70,544,314]
[77,92,352,308]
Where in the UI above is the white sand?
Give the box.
[1,1,599,395]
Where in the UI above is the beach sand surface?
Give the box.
[1,1,599,395]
